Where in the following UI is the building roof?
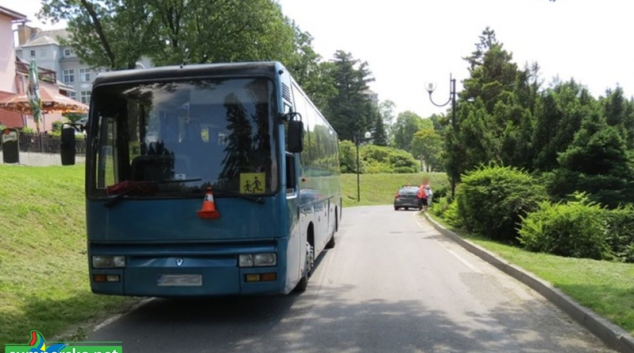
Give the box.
[0,5,27,21]
[19,29,70,48]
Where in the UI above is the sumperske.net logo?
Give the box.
[4,330,122,353]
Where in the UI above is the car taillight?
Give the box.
[395,193,400,199]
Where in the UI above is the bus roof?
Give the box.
[92,61,284,86]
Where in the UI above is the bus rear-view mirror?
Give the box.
[287,120,304,153]
[61,126,77,166]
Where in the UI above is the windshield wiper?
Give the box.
[212,189,266,205]
[104,178,202,208]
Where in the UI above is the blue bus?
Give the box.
[61,62,342,296]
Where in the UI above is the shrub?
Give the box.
[443,201,463,228]
[518,193,611,260]
[431,197,450,218]
[365,162,392,174]
[338,140,357,173]
[51,120,63,132]
[433,184,449,199]
[457,164,548,243]
[604,206,634,263]
[362,145,418,173]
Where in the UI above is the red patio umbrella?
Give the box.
[0,85,89,115]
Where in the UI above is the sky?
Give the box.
[4,0,634,118]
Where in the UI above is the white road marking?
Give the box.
[413,212,482,274]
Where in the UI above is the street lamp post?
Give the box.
[426,74,457,198]
[355,131,372,202]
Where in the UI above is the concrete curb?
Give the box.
[423,213,634,353]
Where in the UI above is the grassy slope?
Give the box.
[0,165,137,346]
[340,172,449,207]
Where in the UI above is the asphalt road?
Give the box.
[89,205,616,353]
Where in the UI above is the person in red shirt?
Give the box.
[417,180,428,212]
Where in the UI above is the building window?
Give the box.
[64,48,73,57]
[68,92,76,100]
[80,69,90,82]
[30,50,36,57]
[63,70,75,84]
[81,91,91,104]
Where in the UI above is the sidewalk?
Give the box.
[423,213,634,353]
[0,152,85,166]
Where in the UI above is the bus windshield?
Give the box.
[88,77,278,199]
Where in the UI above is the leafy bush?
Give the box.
[393,166,416,174]
[338,140,357,173]
[431,197,450,217]
[457,164,548,243]
[518,193,610,260]
[21,127,34,133]
[362,145,418,174]
[433,184,449,199]
[365,163,392,174]
[443,201,463,228]
[340,142,418,174]
[604,206,634,263]
[51,120,63,132]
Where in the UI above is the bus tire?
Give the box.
[294,242,314,292]
[325,215,337,249]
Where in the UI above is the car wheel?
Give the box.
[394,206,399,211]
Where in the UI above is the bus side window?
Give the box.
[286,152,296,194]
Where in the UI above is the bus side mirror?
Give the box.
[61,126,76,166]
[287,120,304,153]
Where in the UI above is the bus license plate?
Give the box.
[157,274,202,287]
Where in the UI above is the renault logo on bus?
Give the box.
[176,258,184,267]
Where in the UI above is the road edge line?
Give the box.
[423,212,634,353]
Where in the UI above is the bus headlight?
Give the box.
[254,253,276,267]
[238,253,276,267]
[92,255,126,268]
[239,254,254,267]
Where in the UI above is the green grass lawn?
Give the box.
[426,213,634,336]
[340,172,449,207]
[0,164,138,346]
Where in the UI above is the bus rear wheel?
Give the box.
[325,214,337,249]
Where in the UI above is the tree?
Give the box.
[39,0,297,70]
[325,51,375,141]
[444,27,537,182]
[556,112,634,208]
[378,99,396,143]
[532,80,594,171]
[392,111,425,152]
[411,128,444,172]
[372,110,388,146]
[600,87,634,150]
[286,27,336,112]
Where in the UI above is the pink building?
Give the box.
[0,5,26,128]
[0,5,73,132]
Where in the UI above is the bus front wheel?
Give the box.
[295,242,314,292]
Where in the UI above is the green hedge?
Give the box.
[457,164,548,243]
[518,194,610,260]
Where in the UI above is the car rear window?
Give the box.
[399,187,419,194]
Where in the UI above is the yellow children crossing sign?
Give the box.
[240,173,266,194]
